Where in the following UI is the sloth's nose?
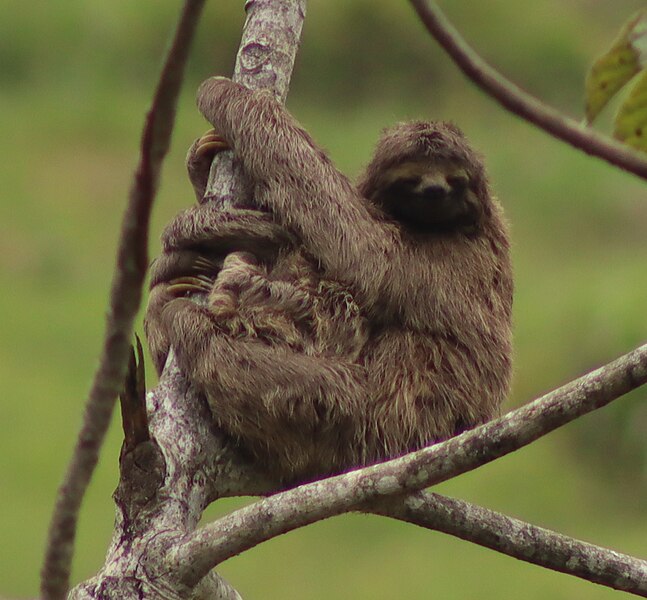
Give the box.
[421,184,449,200]
[416,172,451,200]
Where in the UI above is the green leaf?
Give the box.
[615,69,647,151]
[585,10,647,123]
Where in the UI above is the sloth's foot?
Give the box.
[167,275,213,297]
[166,254,221,297]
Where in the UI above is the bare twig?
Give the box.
[409,0,647,181]
[373,492,647,596]
[40,1,206,598]
[172,343,647,587]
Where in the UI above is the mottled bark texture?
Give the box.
[42,1,207,599]
[66,1,306,599]
[204,0,306,206]
[68,360,254,600]
[171,344,647,594]
[375,492,647,596]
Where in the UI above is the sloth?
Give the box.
[146,131,369,370]
[146,77,513,485]
[146,135,370,479]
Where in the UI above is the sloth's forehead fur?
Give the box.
[376,121,482,169]
[358,120,489,200]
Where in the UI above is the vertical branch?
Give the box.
[156,0,308,497]
[40,2,206,598]
[68,2,307,598]
[202,0,306,206]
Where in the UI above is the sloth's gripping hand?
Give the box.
[145,249,220,374]
[186,129,229,202]
[166,128,294,259]
[145,129,295,374]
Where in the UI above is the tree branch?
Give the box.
[68,359,255,600]
[372,492,647,596]
[409,0,647,181]
[41,2,206,599]
[143,0,308,501]
[172,343,647,588]
[202,0,305,206]
[157,0,308,501]
[68,2,307,598]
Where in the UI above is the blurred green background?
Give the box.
[1,0,646,598]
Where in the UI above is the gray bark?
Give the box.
[67,1,306,598]
[168,344,647,594]
[62,2,647,598]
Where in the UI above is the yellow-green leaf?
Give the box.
[614,69,647,151]
[585,10,647,123]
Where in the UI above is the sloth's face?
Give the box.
[372,158,483,234]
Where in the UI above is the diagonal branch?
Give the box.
[372,492,647,596]
[172,343,647,588]
[40,1,206,598]
[409,0,647,181]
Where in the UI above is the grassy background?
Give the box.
[1,0,646,597]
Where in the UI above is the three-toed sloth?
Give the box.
[145,78,513,486]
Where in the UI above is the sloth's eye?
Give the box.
[446,174,469,192]
[394,177,419,189]
[383,177,418,196]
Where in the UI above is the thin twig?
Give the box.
[409,0,647,180]
[172,343,647,587]
[40,2,206,598]
[373,492,647,596]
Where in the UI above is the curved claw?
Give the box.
[167,275,213,297]
[193,255,220,274]
[195,129,229,158]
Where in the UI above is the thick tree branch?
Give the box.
[409,0,647,181]
[373,492,647,596]
[68,2,306,598]
[68,359,254,600]
[142,0,307,501]
[202,0,305,206]
[172,343,647,588]
[41,2,206,599]
[158,0,308,500]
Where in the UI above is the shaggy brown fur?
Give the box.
[146,77,513,484]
